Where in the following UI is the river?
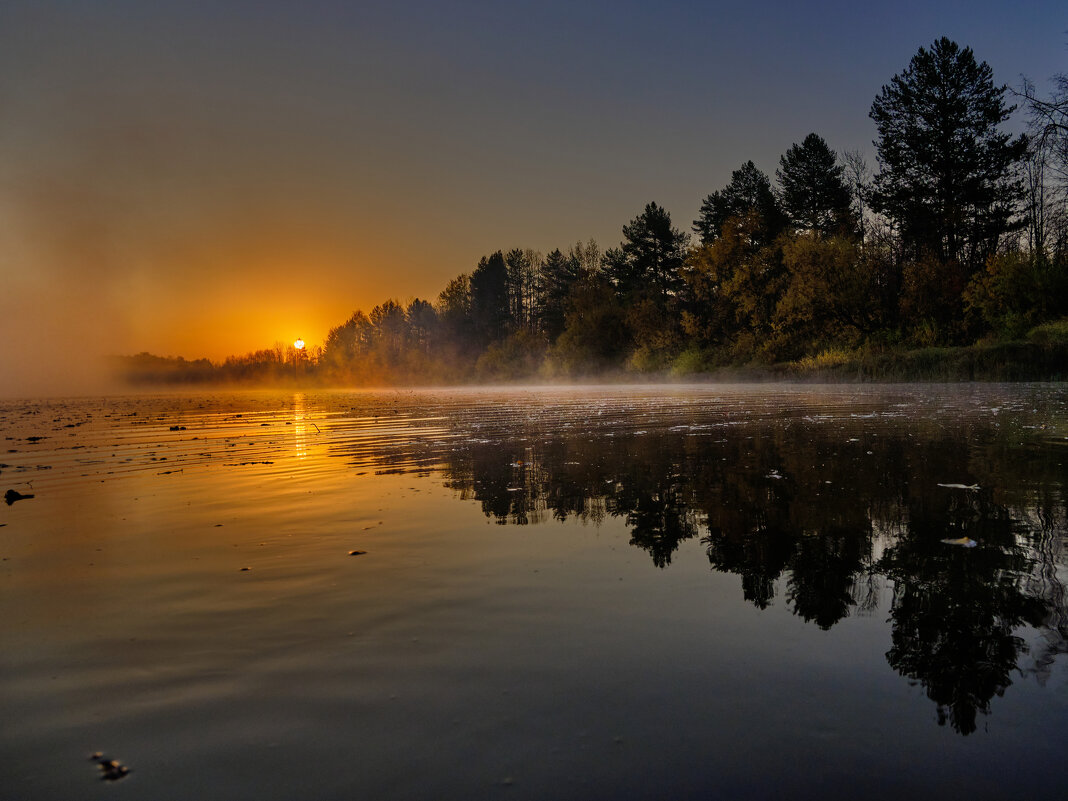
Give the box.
[1,384,1066,799]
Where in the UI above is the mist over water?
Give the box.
[1,385,1066,799]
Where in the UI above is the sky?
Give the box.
[0,0,1065,395]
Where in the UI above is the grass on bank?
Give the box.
[670,319,1068,382]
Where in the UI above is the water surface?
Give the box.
[2,385,1066,799]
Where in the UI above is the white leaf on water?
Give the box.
[941,537,978,548]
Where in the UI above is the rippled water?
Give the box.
[2,385,1066,799]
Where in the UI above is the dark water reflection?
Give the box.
[328,386,1068,735]
[3,385,1068,799]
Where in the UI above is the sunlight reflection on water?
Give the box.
[0,385,1066,800]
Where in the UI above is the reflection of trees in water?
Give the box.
[698,424,882,626]
[878,488,1050,734]
[1012,506,1068,687]
[622,487,699,568]
[978,434,1068,687]
[343,410,1067,735]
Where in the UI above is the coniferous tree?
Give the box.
[602,203,690,363]
[369,300,407,357]
[693,161,786,246]
[505,248,540,334]
[869,38,1027,273]
[405,298,439,356]
[437,273,474,357]
[776,133,855,237]
[538,248,582,341]
[605,202,688,301]
[470,251,511,346]
[323,311,374,367]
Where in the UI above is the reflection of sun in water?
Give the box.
[292,393,307,459]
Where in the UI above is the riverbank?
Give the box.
[668,320,1068,383]
[113,320,1068,388]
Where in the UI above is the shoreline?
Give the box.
[109,337,1068,390]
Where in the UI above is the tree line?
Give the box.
[120,38,1068,385]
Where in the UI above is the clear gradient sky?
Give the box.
[1,1,1065,395]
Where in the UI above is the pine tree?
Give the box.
[606,202,688,301]
[869,38,1027,272]
[538,248,582,341]
[470,252,511,346]
[776,133,855,237]
[693,161,786,246]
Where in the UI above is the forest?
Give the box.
[117,39,1068,386]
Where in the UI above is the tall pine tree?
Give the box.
[605,202,688,301]
[470,252,511,346]
[693,161,786,246]
[869,38,1027,273]
[776,133,854,237]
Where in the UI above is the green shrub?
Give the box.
[1027,318,1068,346]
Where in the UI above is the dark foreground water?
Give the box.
[1,384,1066,800]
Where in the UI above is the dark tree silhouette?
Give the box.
[470,251,512,346]
[870,38,1027,272]
[878,492,1049,735]
[538,248,582,341]
[405,298,439,356]
[604,202,689,302]
[1021,73,1068,183]
[693,161,786,246]
[552,272,629,370]
[600,202,690,362]
[369,300,407,357]
[776,133,855,237]
[323,310,374,366]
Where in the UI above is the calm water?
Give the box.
[1,384,1066,799]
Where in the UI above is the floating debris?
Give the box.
[348,550,368,556]
[169,425,186,431]
[90,752,130,781]
[4,489,34,505]
[941,536,978,548]
[937,483,980,490]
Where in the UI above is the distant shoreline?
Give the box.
[111,333,1068,389]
